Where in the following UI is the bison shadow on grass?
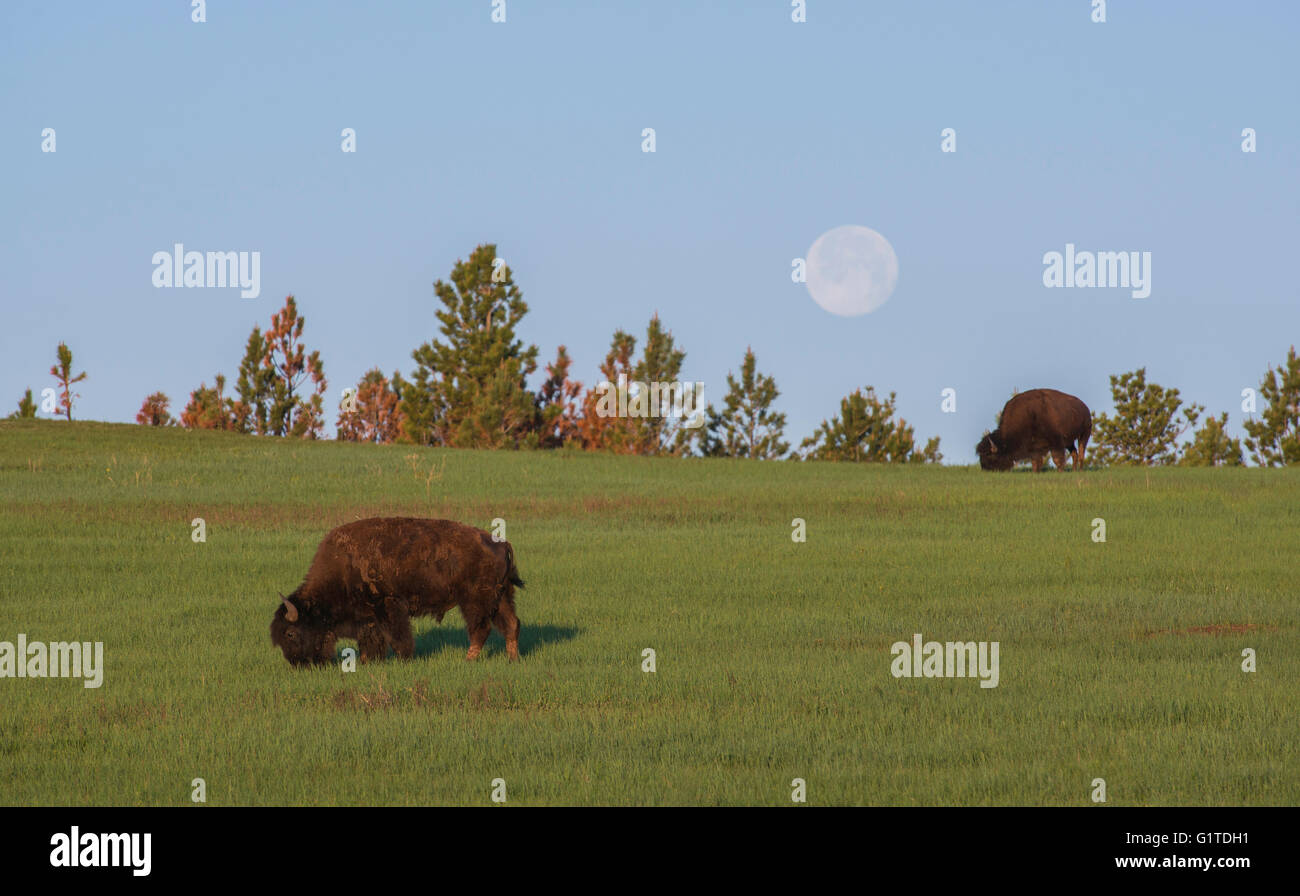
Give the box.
[311,623,578,664]
[409,622,578,660]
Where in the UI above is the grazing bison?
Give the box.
[976,389,1091,472]
[270,518,525,666]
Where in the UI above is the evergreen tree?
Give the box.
[577,316,699,456]
[699,347,789,459]
[1091,369,1200,466]
[263,296,327,439]
[396,362,446,445]
[631,314,690,455]
[400,244,538,447]
[233,327,273,435]
[800,387,940,463]
[578,330,638,453]
[536,345,583,448]
[8,388,37,419]
[180,374,237,430]
[1243,345,1300,466]
[459,362,542,449]
[49,342,86,421]
[915,436,944,464]
[1180,412,1243,466]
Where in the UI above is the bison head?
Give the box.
[976,431,1013,471]
[270,593,337,667]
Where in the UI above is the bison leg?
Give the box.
[357,624,388,663]
[1075,435,1089,469]
[1031,454,1044,473]
[462,605,492,661]
[465,623,492,661]
[493,597,521,661]
[1051,448,1067,471]
[382,598,415,659]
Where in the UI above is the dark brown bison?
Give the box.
[270,518,525,666]
[976,389,1091,472]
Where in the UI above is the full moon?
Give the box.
[804,225,899,317]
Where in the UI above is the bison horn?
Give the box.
[280,593,298,622]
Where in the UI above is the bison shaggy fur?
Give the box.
[270,517,525,666]
[976,388,1092,472]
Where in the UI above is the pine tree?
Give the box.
[799,387,940,463]
[400,244,539,447]
[456,362,540,449]
[700,347,789,459]
[263,296,327,439]
[136,392,174,426]
[536,345,583,448]
[180,374,237,430]
[1180,412,1243,466]
[233,327,273,435]
[576,316,700,456]
[1243,346,1300,466]
[396,363,446,445]
[578,330,638,453]
[631,314,690,455]
[49,342,86,421]
[8,389,37,419]
[915,436,944,464]
[336,369,403,443]
[1091,369,1201,466]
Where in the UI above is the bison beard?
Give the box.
[976,389,1092,472]
[270,518,525,666]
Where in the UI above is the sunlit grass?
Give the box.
[0,419,1295,805]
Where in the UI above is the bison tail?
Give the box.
[506,543,525,590]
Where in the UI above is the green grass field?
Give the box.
[1,419,1295,805]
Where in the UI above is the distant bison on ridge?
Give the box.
[976,389,1092,472]
[270,518,525,666]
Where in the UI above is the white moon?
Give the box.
[805,225,899,316]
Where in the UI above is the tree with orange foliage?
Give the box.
[180,374,238,430]
[49,342,87,421]
[262,296,327,438]
[578,316,698,455]
[177,296,325,437]
[336,369,404,443]
[536,345,583,448]
[577,331,638,453]
[136,392,174,426]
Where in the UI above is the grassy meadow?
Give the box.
[0,419,1295,805]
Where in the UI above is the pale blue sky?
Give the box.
[2,1,1297,461]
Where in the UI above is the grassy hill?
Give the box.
[0,419,1295,805]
